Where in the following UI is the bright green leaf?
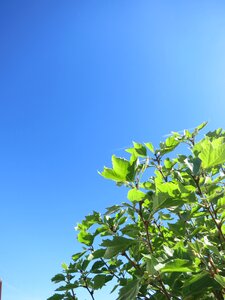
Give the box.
[102,236,136,259]
[61,263,68,270]
[77,230,94,246]
[145,142,155,153]
[160,259,196,273]
[193,137,225,169]
[195,121,208,132]
[133,142,147,157]
[51,274,65,283]
[127,188,146,202]
[100,155,135,182]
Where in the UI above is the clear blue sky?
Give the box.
[0,1,225,299]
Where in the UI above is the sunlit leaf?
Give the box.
[193,137,225,169]
[145,142,155,153]
[127,188,146,202]
[160,259,196,273]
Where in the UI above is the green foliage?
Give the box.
[49,122,225,300]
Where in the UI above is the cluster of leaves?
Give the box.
[48,122,225,300]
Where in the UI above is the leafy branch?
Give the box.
[49,122,225,300]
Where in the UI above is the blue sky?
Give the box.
[0,1,225,299]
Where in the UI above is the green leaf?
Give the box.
[184,129,192,138]
[56,283,78,291]
[118,279,140,300]
[142,181,154,190]
[93,275,106,289]
[127,188,146,202]
[80,212,101,229]
[163,245,174,257]
[142,254,158,275]
[164,158,175,169]
[77,230,94,246]
[100,167,123,181]
[101,236,135,259]
[92,249,106,259]
[112,155,135,181]
[148,292,168,299]
[184,157,202,175]
[51,274,65,283]
[72,251,86,262]
[133,142,147,157]
[121,224,140,238]
[100,155,135,182]
[217,197,225,208]
[182,271,216,298]
[156,181,179,196]
[206,128,225,139]
[81,259,90,270]
[153,180,186,211]
[61,263,68,270]
[203,236,221,256]
[159,135,180,155]
[214,274,225,288]
[193,137,225,169]
[104,205,121,216]
[160,259,196,273]
[145,142,155,153]
[47,294,64,300]
[195,121,208,132]
[158,212,173,220]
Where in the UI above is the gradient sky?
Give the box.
[0,1,225,299]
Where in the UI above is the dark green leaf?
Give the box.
[184,157,202,175]
[93,275,106,289]
[104,205,121,216]
[101,236,136,259]
[51,274,65,283]
[182,271,216,298]
[214,274,225,288]
[47,294,64,300]
[92,249,106,259]
[72,251,86,262]
[117,279,140,300]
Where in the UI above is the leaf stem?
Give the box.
[139,202,153,253]
[65,274,77,300]
[193,176,225,245]
[100,257,120,280]
[80,270,95,300]
[122,251,141,271]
